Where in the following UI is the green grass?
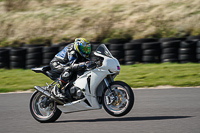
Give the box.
[116,63,200,88]
[0,69,52,93]
[0,63,200,92]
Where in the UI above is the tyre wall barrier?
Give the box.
[197,41,200,63]
[0,35,200,69]
[10,48,26,69]
[0,48,10,68]
[25,46,43,69]
[42,46,59,66]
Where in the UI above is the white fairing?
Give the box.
[57,44,120,113]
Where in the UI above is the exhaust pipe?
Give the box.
[34,86,64,105]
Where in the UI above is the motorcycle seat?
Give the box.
[31,66,59,80]
[31,65,51,73]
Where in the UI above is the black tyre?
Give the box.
[143,49,160,55]
[26,47,42,53]
[10,56,25,61]
[10,48,26,55]
[30,91,62,123]
[162,58,179,63]
[102,81,134,117]
[197,48,200,54]
[0,57,5,62]
[197,41,200,47]
[130,38,158,44]
[10,62,25,68]
[179,54,196,61]
[197,54,200,60]
[125,50,142,56]
[0,56,9,62]
[26,53,42,59]
[124,43,141,50]
[161,40,181,48]
[142,42,161,49]
[26,65,39,69]
[26,59,41,65]
[125,55,141,61]
[179,48,194,54]
[43,47,59,53]
[159,37,185,42]
[187,35,200,41]
[0,49,9,56]
[43,53,56,59]
[142,56,158,62]
[180,41,197,48]
[0,62,6,68]
[161,54,178,59]
[109,44,124,50]
[162,48,178,54]
[110,50,124,58]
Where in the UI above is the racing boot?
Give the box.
[52,80,65,99]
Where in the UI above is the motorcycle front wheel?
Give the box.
[102,81,134,117]
[29,91,62,123]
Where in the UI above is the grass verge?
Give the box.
[116,63,200,88]
[0,63,200,93]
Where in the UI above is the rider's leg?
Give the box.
[53,67,72,98]
[59,67,72,90]
[50,61,65,98]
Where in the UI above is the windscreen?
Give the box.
[95,44,113,58]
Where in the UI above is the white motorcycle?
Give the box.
[30,44,134,123]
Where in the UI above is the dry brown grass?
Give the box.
[0,0,200,44]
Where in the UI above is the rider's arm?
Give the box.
[66,50,86,71]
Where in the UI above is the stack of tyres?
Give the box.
[124,38,158,64]
[124,43,142,65]
[197,41,200,63]
[142,42,161,63]
[25,47,43,69]
[161,40,181,63]
[109,44,124,64]
[42,46,59,65]
[0,48,10,68]
[186,36,200,63]
[179,40,197,63]
[10,48,26,69]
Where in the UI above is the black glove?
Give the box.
[85,61,96,69]
[70,62,86,71]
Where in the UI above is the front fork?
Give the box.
[104,77,116,105]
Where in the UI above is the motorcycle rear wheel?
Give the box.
[29,91,62,123]
[102,81,134,117]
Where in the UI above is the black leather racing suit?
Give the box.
[49,43,89,85]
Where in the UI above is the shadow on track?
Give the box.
[55,116,192,123]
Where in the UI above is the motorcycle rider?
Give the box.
[49,38,95,99]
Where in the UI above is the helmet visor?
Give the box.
[79,44,91,55]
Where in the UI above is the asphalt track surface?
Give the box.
[0,88,200,133]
